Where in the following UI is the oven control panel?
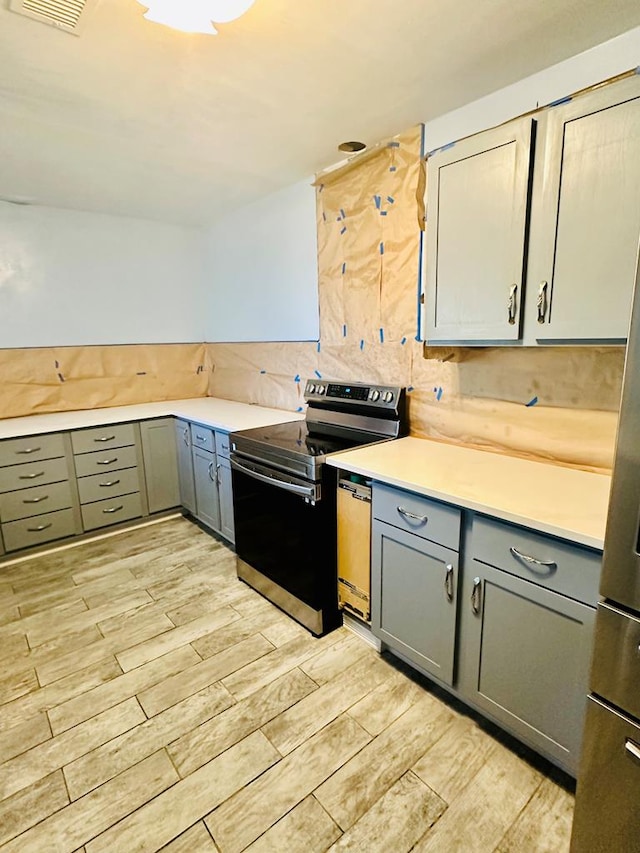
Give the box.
[304,380,401,409]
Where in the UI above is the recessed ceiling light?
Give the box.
[137,0,256,35]
[338,141,367,153]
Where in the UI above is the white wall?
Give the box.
[424,26,640,150]
[202,179,319,343]
[0,202,205,348]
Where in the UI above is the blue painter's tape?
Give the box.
[440,141,456,152]
[317,341,321,352]
[387,196,395,204]
[296,439,302,446]
[635,66,640,75]
[379,328,384,343]
[314,370,322,379]
[336,215,341,222]
[374,195,381,209]
[360,339,365,351]
[343,324,347,337]
[525,396,539,407]
[408,386,414,392]
[389,166,397,172]
[340,208,346,219]
[260,370,266,374]
[549,95,572,107]
[294,374,300,382]
[340,226,347,235]
[379,242,385,255]
[342,262,346,275]
[380,211,388,216]
[436,387,443,401]
[388,141,400,148]
[433,387,437,392]
[401,336,407,345]
[296,407,304,412]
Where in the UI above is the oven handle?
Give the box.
[231,457,318,501]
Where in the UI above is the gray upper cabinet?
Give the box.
[424,118,534,343]
[423,75,640,346]
[140,419,180,514]
[174,419,196,515]
[527,76,640,343]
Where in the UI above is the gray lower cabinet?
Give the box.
[371,519,458,685]
[175,419,196,515]
[192,445,221,532]
[217,457,235,544]
[139,419,180,513]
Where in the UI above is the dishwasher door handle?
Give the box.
[231,457,318,502]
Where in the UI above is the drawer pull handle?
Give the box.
[183,427,189,446]
[471,577,482,615]
[16,447,41,455]
[99,480,121,488]
[97,458,118,466]
[23,495,49,504]
[397,506,428,524]
[94,436,116,443]
[19,471,45,480]
[510,546,558,572]
[625,739,640,763]
[102,505,124,514]
[196,434,207,442]
[27,523,52,532]
[445,564,454,602]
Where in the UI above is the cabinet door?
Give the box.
[460,562,595,774]
[192,446,221,532]
[174,419,195,515]
[217,458,235,544]
[531,77,640,342]
[140,419,180,514]
[371,519,458,685]
[423,117,534,343]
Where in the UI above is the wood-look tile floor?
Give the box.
[0,516,575,852]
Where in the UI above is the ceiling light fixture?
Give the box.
[136,0,256,35]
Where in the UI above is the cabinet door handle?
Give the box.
[16,447,41,455]
[397,506,428,523]
[510,546,557,572]
[102,505,124,514]
[507,284,518,325]
[445,564,454,602]
[22,495,49,504]
[471,577,482,614]
[99,480,120,488]
[183,427,189,446]
[97,458,118,466]
[19,471,45,480]
[94,435,116,443]
[216,463,221,486]
[625,739,640,763]
[27,523,52,532]
[537,281,548,324]
[208,462,215,482]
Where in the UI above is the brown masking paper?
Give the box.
[0,343,209,419]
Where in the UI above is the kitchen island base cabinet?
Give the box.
[371,520,458,685]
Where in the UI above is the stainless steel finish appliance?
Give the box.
[230,380,407,636]
[571,262,640,851]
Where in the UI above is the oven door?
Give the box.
[230,454,339,636]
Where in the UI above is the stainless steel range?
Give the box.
[230,380,407,636]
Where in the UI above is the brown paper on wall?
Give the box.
[0,343,209,419]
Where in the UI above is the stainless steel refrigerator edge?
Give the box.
[571,251,640,852]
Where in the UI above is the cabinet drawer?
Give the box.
[191,426,214,452]
[591,603,640,721]
[2,508,76,552]
[0,457,70,494]
[74,445,138,477]
[0,480,73,523]
[81,492,142,531]
[470,515,601,606]
[0,433,65,467]
[215,431,230,460]
[71,423,136,455]
[77,467,141,505]
[372,482,461,550]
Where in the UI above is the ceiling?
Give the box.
[1,0,640,227]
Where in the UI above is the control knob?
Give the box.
[370,389,381,402]
[382,391,394,403]
[316,384,326,395]
[308,383,316,394]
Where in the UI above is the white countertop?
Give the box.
[327,436,611,550]
[0,398,303,440]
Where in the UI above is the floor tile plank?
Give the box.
[244,795,341,853]
[494,776,574,853]
[159,822,219,852]
[347,666,428,736]
[0,770,69,846]
[0,711,51,764]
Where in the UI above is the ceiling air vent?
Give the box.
[8,0,98,35]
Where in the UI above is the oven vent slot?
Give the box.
[9,0,98,34]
